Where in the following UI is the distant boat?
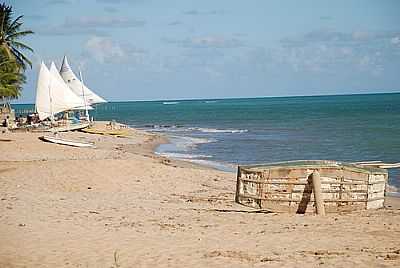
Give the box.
[39,135,94,148]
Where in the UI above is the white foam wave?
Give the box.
[186,159,236,172]
[163,101,180,105]
[171,136,216,150]
[386,183,399,195]
[156,152,213,159]
[146,125,248,134]
[194,128,248,133]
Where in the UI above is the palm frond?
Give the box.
[8,15,23,30]
[11,46,32,68]
[6,30,34,41]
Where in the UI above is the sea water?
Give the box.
[14,93,400,192]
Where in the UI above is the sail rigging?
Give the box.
[59,56,106,105]
[50,62,93,111]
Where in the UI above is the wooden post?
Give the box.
[235,166,242,203]
[312,170,325,215]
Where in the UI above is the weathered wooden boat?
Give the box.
[39,135,94,148]
[235,160,389,214]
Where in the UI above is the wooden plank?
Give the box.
[238,193,379,203]
[239,178,373,185]
[353,160,383,164]
[264,189,370,194]
[378,163,400,169]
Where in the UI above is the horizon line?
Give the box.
[11,91,400,105]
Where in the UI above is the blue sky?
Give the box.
[7,0,400,103]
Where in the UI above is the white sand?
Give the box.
[1,125,399,267]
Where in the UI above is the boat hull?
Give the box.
[39,135,94,148]
[47,123,90,132]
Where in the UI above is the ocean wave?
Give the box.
[171,136,217,150]
[144,125,186,132]
[193,128,248,133]
[155,150,236,172]
[155,135,217,158]
[145,124,248,134]
[387,183,399,195]
[163,101,180,105]
[186,159,236,172]
[156,152,213,159]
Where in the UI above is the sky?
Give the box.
[6,0,400,103]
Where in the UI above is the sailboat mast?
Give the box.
[78,68,90,121]
[48,72,55,124]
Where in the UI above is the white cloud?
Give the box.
[84,36,145,64]
[85,36,124,63]
[391,36,400,45]
[277,29,400,75]
[38,15,145,36]
[164,35,244,48]
[64,16,145,28]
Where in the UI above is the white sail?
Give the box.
[35,62,52,121]
[59,56,107,104]
[49,62,89,111]
[35,62,88,121]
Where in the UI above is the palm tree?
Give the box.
[0,3,34,69]
[0,48,25,103]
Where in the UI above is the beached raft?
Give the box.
[235,160,388,214]
[80,128,129,138]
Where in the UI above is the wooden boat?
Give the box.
[46,122,90,132]
[80,127,129,137]
[235,160,389,214]
[39,135,94,148]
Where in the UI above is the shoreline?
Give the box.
[1,123,400,267]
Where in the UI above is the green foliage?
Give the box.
[0,47,25,99]
[0,2,32,99]
[0,3,34,69]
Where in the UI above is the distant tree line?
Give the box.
[0,2,33,102]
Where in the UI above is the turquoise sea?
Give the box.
[14,93,400,192]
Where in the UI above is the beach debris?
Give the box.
[235,160,391,214]
[89,211,100,214]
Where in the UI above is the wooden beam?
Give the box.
[238,193,384,203]
[312,171,325,215]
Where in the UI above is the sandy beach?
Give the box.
[1,123,399,267]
